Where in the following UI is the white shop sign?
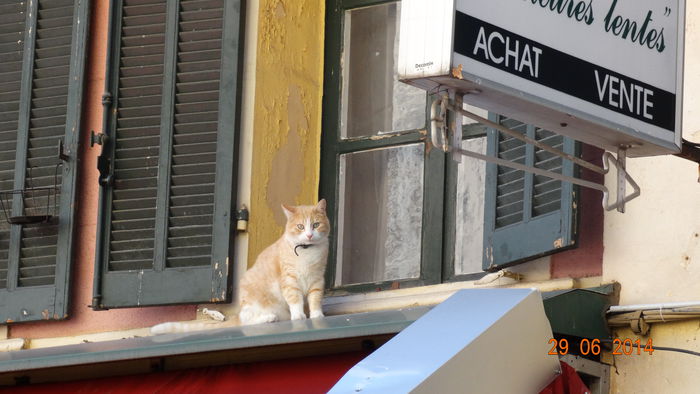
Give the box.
[398,0,684,156]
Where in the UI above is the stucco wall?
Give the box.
[247,0,325,266]
[10,0,195,341]
[609,322,700,393]
[605,2,700,392]
[602,1,700,306]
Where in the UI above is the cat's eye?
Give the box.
[296,224,304,230]
[312,222,320,229]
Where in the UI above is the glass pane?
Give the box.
[341,2,426,139]
[454,137,487,276]
[336,144,424,285]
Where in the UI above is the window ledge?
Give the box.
[324,276,603,316]
[0,307,430,380]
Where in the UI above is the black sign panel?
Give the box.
[453,11,675,132]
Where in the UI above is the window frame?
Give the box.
[321,0,446,294]
[321,0,581,293]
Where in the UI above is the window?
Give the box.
[322,1,445,291]
[92,0,243,309]
[321,0,578,292]
[0,0,89,322]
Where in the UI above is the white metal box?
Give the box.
[329,289,560,393]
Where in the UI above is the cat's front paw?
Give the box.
[290,311,307,321]
[310,310,324,319]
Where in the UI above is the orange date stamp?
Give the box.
[548,338,654,356]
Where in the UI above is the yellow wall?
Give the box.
[248,0,326,266]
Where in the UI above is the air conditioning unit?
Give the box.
[398,0,685,157]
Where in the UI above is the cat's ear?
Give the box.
[281,204,296,219]
[316,199,327,212]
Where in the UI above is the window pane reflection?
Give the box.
[454,137,487,275]
[336,144,424,285]
[341,2,426,139]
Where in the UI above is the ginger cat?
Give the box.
[239,199,330,324]
[150,200,329,334]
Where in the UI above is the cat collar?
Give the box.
[294,244,313,256]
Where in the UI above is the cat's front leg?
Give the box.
[282,276,306,320]
[307,280,325,319]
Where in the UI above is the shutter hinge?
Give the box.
[236,205,249,232]
[58,139,70,161]
[90,296,108,311]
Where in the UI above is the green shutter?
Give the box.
[483,114,578,271]
[93,0,242,308]
[0,0,89,322]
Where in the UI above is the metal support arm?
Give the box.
[430,96,640,212]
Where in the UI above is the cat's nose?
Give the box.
[306,233,313,240]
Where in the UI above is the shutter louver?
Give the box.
[108,0,166,272]
[95,0,240,308]
[0,0,88,322]
[167,0,223,268]
[0,2,26,290]
[483,114,577,271]
[495,118,526,229]
[532,128,563,217]
[20,0,77,288]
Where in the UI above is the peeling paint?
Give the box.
[553,238,564,248]
[249,0,325,266]
[136,270,144,306]
[275,2,286,18]
[42,310,49,320]
[451,64,464,79]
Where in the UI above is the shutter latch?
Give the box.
[91,130,113,187]
[91,130,108,147]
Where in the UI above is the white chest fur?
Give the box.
[291,242,327,294]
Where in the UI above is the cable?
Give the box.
[600,339,700,358]
[652,346,700,357]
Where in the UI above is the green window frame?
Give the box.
[321,0,446,293]
[321,0,578,293]
[92,0,243,309]
[0,0,89,323]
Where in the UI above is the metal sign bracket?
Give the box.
[430,95,640,212]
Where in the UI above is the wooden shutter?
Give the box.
[483,114,578,271]
[0,0,89,322]
[94,0,241,308]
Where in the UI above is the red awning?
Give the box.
[6,352,367,394]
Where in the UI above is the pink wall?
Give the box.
[10,1,195,340]
[550,145,604,278]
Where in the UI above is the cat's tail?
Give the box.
[150,309,240,335]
